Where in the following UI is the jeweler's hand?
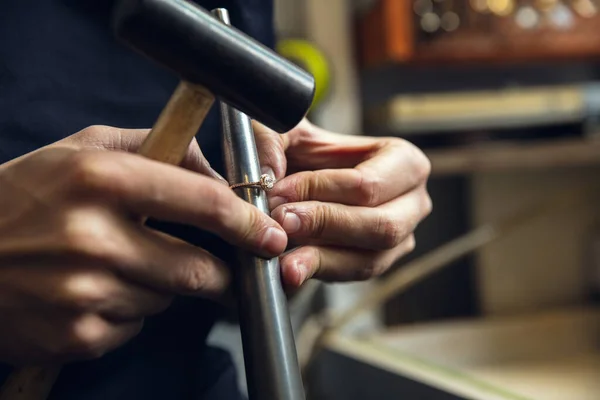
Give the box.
[254,119,431,289]
[0,125,287,366]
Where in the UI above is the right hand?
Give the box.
[0,125,288,366]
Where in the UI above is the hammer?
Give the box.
[0,1,314,399]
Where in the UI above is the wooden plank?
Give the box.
[425,138,600,176]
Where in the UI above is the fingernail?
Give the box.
[261,166,275,178]
[269,196,287,209]
[260,227,288,256]
[282,212,301,234]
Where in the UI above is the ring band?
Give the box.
[229,174,275,191]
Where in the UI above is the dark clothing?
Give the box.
[0,0,275,398]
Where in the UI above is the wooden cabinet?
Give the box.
[356,0,600,68]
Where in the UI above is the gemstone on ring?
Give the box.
[229,174,276,191]
[259,174,275,190]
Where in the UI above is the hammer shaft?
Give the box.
[138,80,214,164]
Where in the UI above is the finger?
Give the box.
[4,265,172,321]
[112,220,233,300]
[63,125,227,183]
[4,206,234,301]
[274,121,378,171]
[15,312,143,364]
[268,169,372,209]
[252,120,289,180]
[280,235,416,288]
[60,313,143,362]
[270,186,431,251]
[268,141,431,208]
[53,271,173,322]
[68,151,288,258]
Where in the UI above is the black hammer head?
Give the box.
[112,0,315,133]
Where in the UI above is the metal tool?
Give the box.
[214,10,305,400]
[0,1,314,399]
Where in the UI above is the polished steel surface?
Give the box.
[214,8,305,400]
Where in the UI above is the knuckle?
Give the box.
[173,264,208,294]
[422,191,433,217]
[375,214,403,249]
[308,246,322,278]
[352,235,418,283]
[294,121,320,144]
[220,195,266,246]
[395,139,432,183]
[60,209,117,261]
[207,186,272,246]
[299,171,319,201]
[65,315,110,360]
[68,152,109,191]
[405,234,417,253]
[354,258,390,281]
[78,124,106,139]
[415,154,432,181]
[67,151,125,199]
[353,264,378,281]
[305,205,327,239]
[407,142,432,181]
[355,169,383,207]
[60,273,111,312]
[246,205,270,241]
[372,260,395,279]
[203,186,234,226]
[202,187,269,247]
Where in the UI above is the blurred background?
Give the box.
[210,1,600,399]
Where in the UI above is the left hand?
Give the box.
[253,119,432,290]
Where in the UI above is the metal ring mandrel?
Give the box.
[229,174,275,191]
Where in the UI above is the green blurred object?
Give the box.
[277,39,330,111]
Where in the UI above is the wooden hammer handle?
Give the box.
[0,80,215,400]
[138,81,215,163]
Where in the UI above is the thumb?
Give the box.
[252,120,289,180]
[60,125,227,184]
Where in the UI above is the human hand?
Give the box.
[254,119,431,289]
[0,125,288,366]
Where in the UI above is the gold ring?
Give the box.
[229,174,275,191]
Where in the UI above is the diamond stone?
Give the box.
[260,174,275,190]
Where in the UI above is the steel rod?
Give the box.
[213,9,305,400]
